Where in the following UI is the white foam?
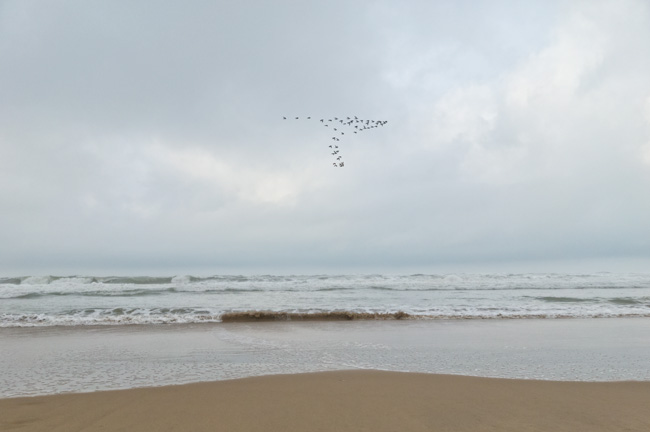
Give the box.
[21,276,53,285]
[51,277,95,285]
[171,275,192,284]
[443,274,463,283]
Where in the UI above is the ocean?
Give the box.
[2,273,650,327]
[2,273,650,398]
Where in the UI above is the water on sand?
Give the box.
[2,317,650,398]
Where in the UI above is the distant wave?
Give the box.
[4,273,650,289]
[608,297,647,305]
[534,296,596,303]
[0,287,269,300]
[530,296,650,306]
[7,288,178,299]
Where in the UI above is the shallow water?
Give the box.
[2,318,650,398]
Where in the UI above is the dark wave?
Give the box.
[314,287,349,292]
[220,310,412,322]
[222,288,264,293]
[218,310,650,323]
[534,296,650,305]
[0,277,22,285]
[534,296,595,303]
[5,288,179,299]
[608,297,646,305]
[10,292,46,300]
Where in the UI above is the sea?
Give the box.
[2,273,650,326]
[2,272,650,398]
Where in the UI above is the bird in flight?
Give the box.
[283,115,389,167]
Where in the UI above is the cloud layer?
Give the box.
[2,0,650,274]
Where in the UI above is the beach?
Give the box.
[3,370,650,432]
[3,275,650,430]
[5,0,650,428]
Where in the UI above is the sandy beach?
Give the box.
[2,370,650,432]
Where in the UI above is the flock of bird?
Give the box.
[283,116,388,167]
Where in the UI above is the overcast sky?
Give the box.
[2,0,650,275]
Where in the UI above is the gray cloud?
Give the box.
[1,0,650,275]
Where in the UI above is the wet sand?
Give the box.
[2,370,650,432]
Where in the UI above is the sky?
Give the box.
[2,0,650,275]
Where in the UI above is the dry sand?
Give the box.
[2,370,650,432]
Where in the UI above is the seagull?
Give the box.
[281,114,388,167]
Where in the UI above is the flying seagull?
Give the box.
[284,114,388,167]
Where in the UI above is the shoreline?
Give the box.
[4,318,650,399]
[3,370,650,431]
[5,312,650,328]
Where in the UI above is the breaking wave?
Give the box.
[2,273,650,327]
[3,308,650,327]
[220,310,412,322]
